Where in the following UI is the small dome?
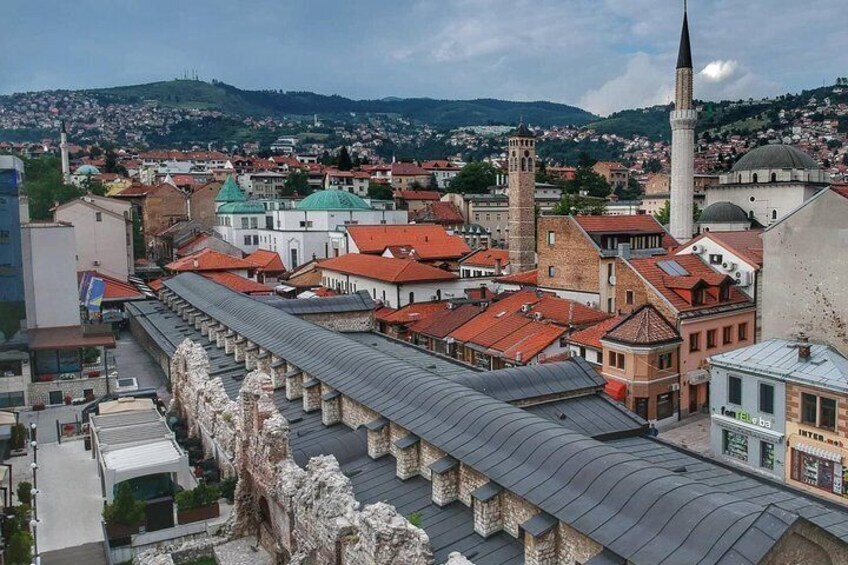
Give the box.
[731,145,819,172]
[75,164,100,175]
[699,201,749,224]
[296,190,370,211]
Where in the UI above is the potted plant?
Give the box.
[175,483,220,524]
[9,424,27,457]
[32,402,45,412]
[16,482,32,506]
[103,483,145,545]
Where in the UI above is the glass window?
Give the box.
[728,375,742,405]
[657,393,674,420]
[547,231,555,245]
[706,329,717,349]
[709,253,723,265]
[625,290,634,305]
[635,398,648,420]
[547,266,555,277]
[760,442,774,470]
[820,397,837,431]
[722,326,733,345]
[801,393,818,426]
[241,217,249,228]
[689,332,701,352]
[723,429,748,461]
[759,383,774,415]
[658,351,673,370]
[738,323,748,341]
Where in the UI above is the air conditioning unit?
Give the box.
[533,312,543,321]
[521,304,532,313]
[722,261,737,272]
[93,260,101,266]
[735,271,752,286]
[669,383,681,392]
[690,244,703,254]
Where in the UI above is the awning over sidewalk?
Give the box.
[604,379,627,402]
[26,325,116,350]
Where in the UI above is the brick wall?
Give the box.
[613,258,675,320]
[537,216,599,293]
[142,184,187,246]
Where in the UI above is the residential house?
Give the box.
[394,190,441,214]
[345,224,470,268]
[53,194,134,281]
[566,315,623,368]
[459,248,509,278]
[599,305,683,424]
[245,249,286,284]
[189,180,222,231]
[390,162,431,190]
[592,161,629,193]
[324,170,370,197]
[113,181,188,250]
[165,248,256,279]
[761,186,848,356]
[421,160,461,189]
[410,201,465,228]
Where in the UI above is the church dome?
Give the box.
[296,190,370,211]
[731,145,819,172]
[699,201,749,224]
[75,164,100,175]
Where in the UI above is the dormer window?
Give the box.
[692,288,705,305]
[719,283,731,302]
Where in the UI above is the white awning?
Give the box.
[794,442,843,463]
[102,440,183,475]
[0,411,17,426]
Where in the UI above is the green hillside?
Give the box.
[87,80,597,128]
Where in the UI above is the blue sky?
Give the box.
[1,0,846,115]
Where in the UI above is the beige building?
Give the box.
[761,186,848,355]
[53,194,134,281]
[592,161,629,192]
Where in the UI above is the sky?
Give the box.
[1,0,846,116]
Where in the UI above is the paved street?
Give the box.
[656,413,712,456]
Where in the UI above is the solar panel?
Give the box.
[657,260,689,276]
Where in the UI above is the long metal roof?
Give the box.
[253,290,376,315]
[162,273,792,564]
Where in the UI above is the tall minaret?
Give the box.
[669,2,696,242]
[59,120,71,184]
[507,123,536,274]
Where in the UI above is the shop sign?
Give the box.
[798,426,844,448]
[720,406,773,429]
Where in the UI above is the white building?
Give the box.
[324,170,370,197]
[53,194,135,281]
[21,222,81,329]
[706,144,830,230]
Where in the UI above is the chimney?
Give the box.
[192,258,199,270]
[617,243,631,260]
[494,258,502,274]
[798,334,811,361]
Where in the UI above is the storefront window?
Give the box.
[760,441,774,471]
[790,449,840,495]
[657,393,674,420]
[723,430,748,461]
[634,398,648,420]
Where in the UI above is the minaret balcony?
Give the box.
[669,109,697,128]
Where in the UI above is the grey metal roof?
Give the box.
[731,144,820,172]
[253,290,375,315]
[699,201,750,223]
[526,394,647,440]
[606,437,848,548]
[161,273,800,564]
[710,339,848,393]
[344,332,473,379]
[342,455,524,564]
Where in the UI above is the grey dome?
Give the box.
[699,201,749,223]
[731,145,819,172]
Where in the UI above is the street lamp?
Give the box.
[29,423,39,565]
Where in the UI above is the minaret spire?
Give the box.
[669,0,696,242]
[677,1,692,69]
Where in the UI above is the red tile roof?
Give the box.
[319,254,457,284]
[410,202,465,225]
[494,269,538,286]
[377,301,449,325]
[682,230,763,268]
[391,163,430,176]
[460,248,509,269]
[567,316,625,350]
[312,287,337,297]
[408,303,482,338]
[626,254,751,314]
[114,183,158,197]
[530,295,610,327]
[78,271,145,301]
[165,249,255,273]
[421,160,459,170]
[347,225,471,260]
[469,313,534,348]
[148,278,165,292]
[496,322,567,364]
[449,290,541,343]
[201,272,274,294]
[602,305,681,346]
[573,215,678,248]
[395,190,441,201]
[246,249,286,273]
[832,185,848,199]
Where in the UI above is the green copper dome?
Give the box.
[296,190,371,211]
[215,175,247,202]
[217,201,266,214]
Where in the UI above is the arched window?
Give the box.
[527,158,534,172]
[738,174,742,183]
[771,209,777,220]
[436,289,441,300]
[408,292,415,304]
[521,157,526,172]
[752,173,758,183]
[770,172,777,182]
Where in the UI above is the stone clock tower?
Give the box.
[507,124,537,274]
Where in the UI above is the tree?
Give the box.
[132,212,145,260]
[565,165,610,198]
[552,193,606,216]
[283,170,311,196]
[6,530,32,565]
[336,146,353,171]
[23,156,85,220]
[368,184,394,200]
[103,483,145,527]
[103,149,128,176]
[16,481,32,506]
[448,162,499,194]
[642,158,663,174]
[654,200,671,226]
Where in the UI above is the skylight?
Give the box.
[657,260,689,276]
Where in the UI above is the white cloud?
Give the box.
[579,53,674,116]
[699,60,739,83]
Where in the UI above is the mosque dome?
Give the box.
[75,164,100,175]
[699,201,750,224]
[731,145,819,172]
[296,190,370,211]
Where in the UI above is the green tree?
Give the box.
[6,530,32,565]
[336,146,353,171]
[368,184,394,200]
[654,200,671,225]
[552,193,607,216]
[103,482,145,527]
[565,165,610,198]
[448,162,499,194]
[103,149,128,176]
[16,481,32,506]
[132,213,145,260]
[23,156,84,220]
[283,170,311,196]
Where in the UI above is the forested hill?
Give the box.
[86,80,597,128]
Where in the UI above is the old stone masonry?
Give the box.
[168,339,450,565]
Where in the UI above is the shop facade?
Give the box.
[785,422,848,503]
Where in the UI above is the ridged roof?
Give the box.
[602,305,681,347]
[217,201,265,214]
[214,175,246,202]
[296,190,370,211]
[731,144,820,172]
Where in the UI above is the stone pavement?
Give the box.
[214,537,273,565]
[656,412,712,456]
